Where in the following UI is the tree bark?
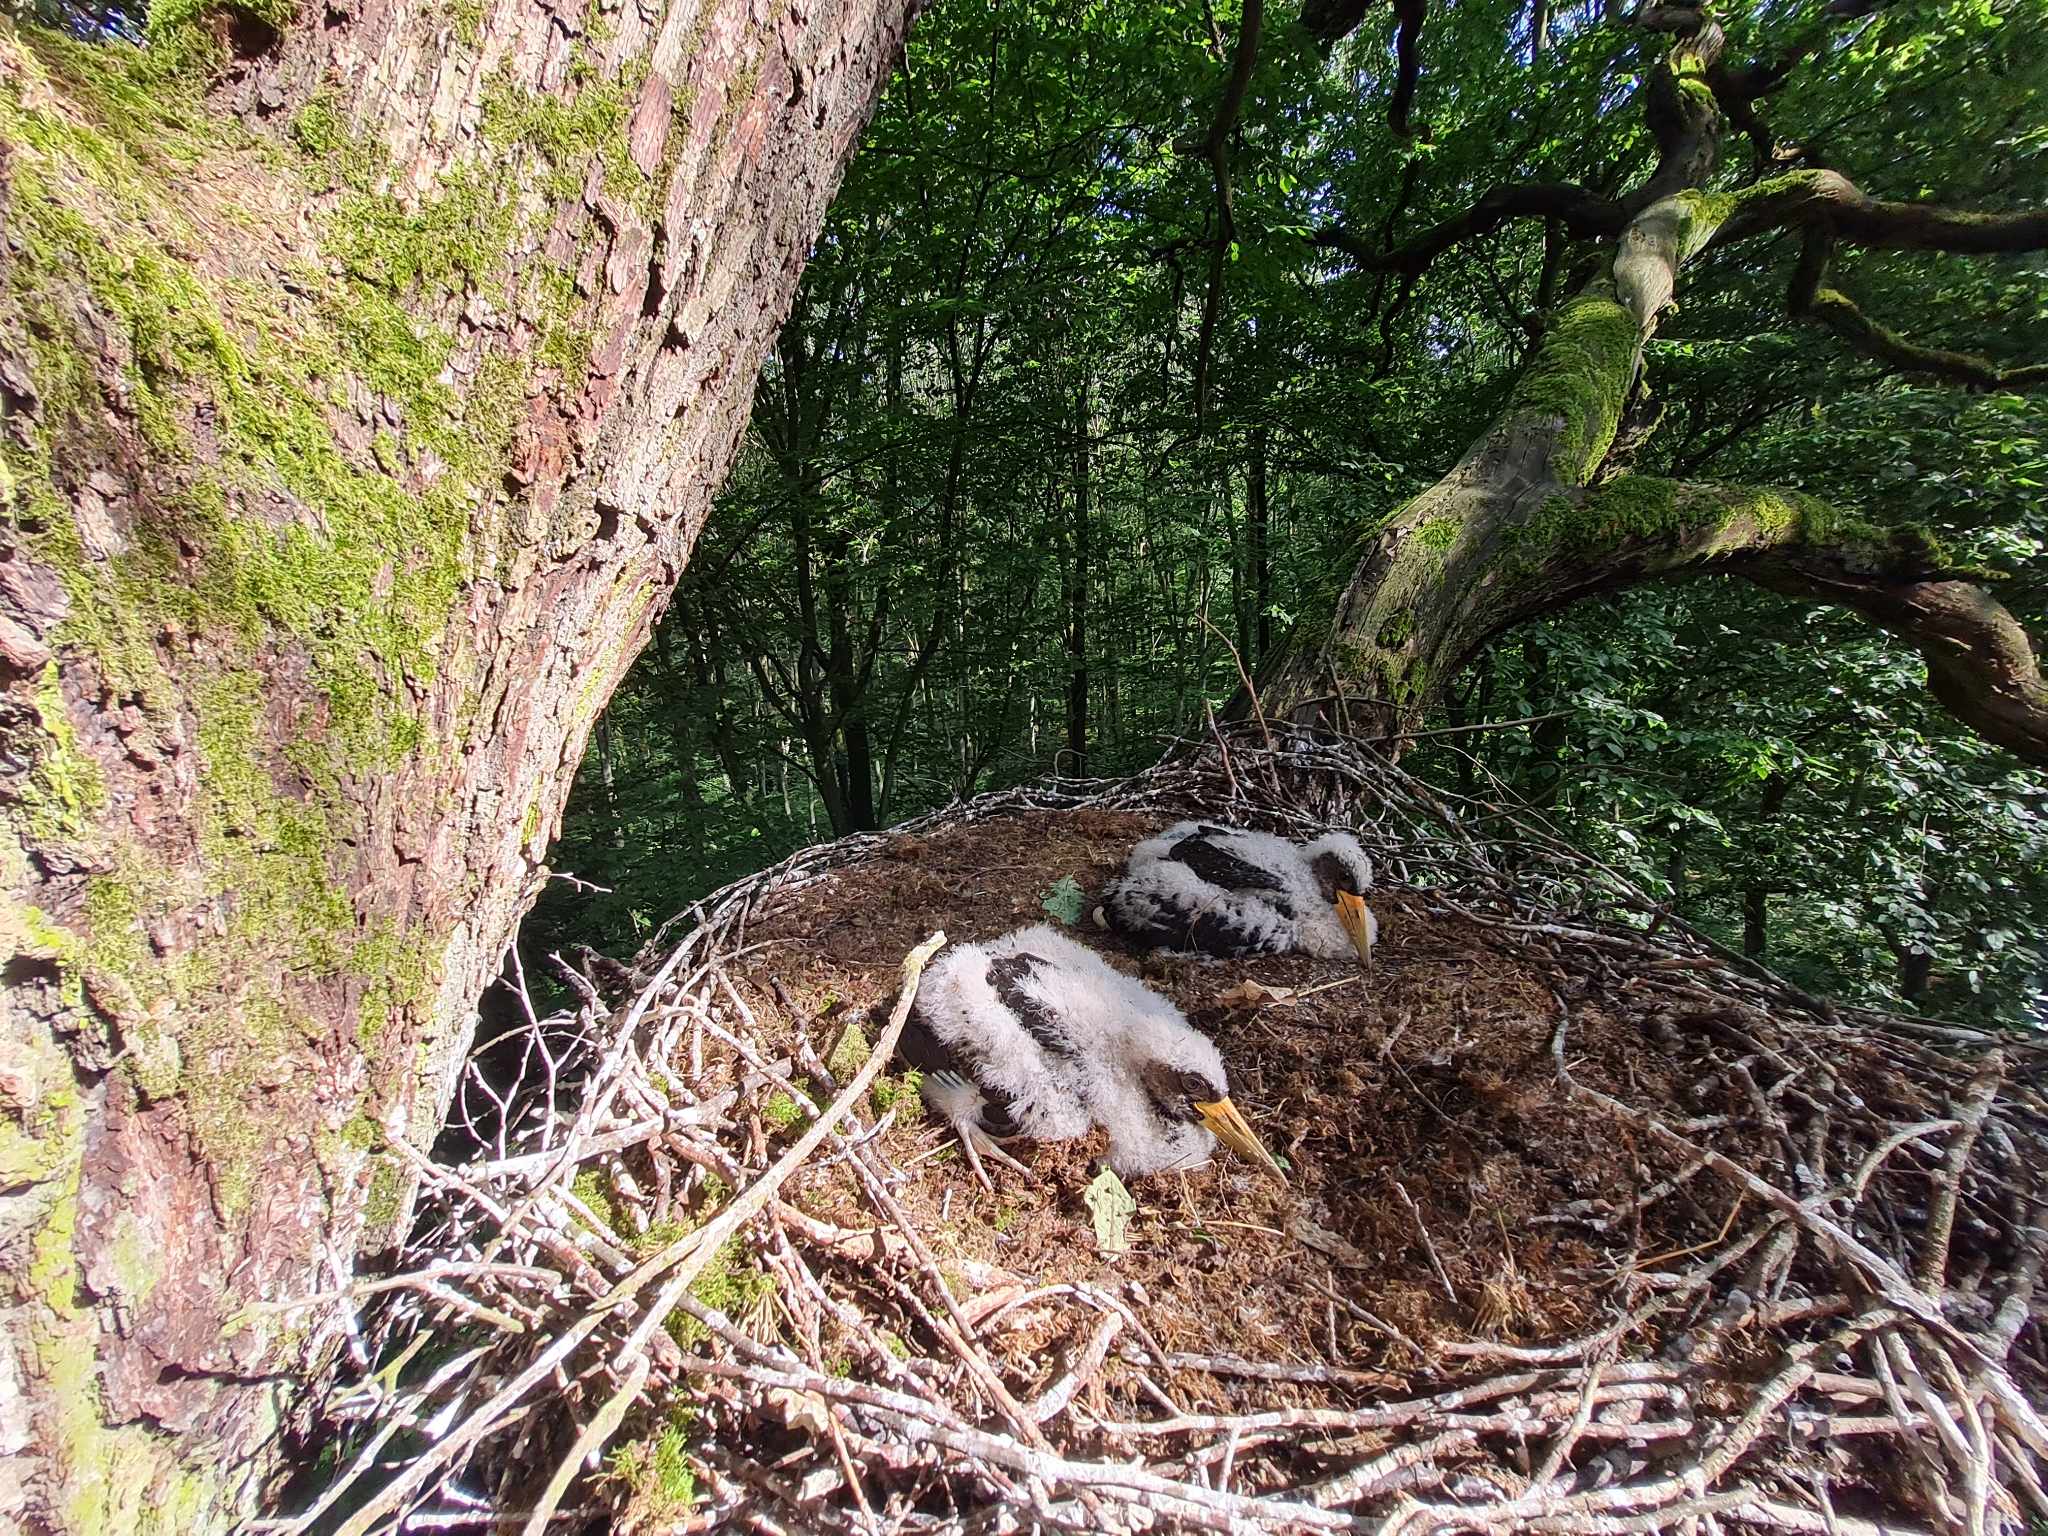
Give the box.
[0,0,916,1526]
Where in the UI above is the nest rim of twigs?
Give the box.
[269,724,2048,1536]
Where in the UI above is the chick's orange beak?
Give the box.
[1335,890,1377,966]
[1196,1097,1287,1184]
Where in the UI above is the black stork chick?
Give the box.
[898,924,1285,1190]
[1101,821,1377,963]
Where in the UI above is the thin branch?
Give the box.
[1317,183,1626,277]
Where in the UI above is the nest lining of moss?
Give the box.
[272,727,2047,1536]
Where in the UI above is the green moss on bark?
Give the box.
[1508,290,1642,484]
[1503,475,1950,580]
[0,25,478,1216]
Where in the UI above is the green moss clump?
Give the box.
[870,1068,922,1114]
[1508,477,1685,559]
[1504,475,1950,580]
[1670,187,1736,257]
[762,1092,804,1130]
[1374,609,1414,649]
[635,1218,691,1255]
[665,1238,774,1345]
[288,90,345,157]
[1509,290,1643,484]
[447,0,485,46]
[23,665,107,842]
[1413,516,1459,553]
[609,1410,698,1516]
[570,1169,619,1234]
[826,1022,870,1082]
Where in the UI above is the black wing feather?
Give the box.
[986,951,1076,1058]
[1168,834,1288,898]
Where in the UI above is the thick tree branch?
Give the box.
[1788,230,2048,392]
[1317,182,1627,276]
[1749,565,2048,768]
[1629,13,1727,209]
[1386,0,1427,137]
[1712,168,2048,253]
[1297,0,1425,134]
[1543,478,2048,766]
[1300,0,1375,46]
[1262,465,2048,768]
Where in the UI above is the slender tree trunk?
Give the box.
[1899,945,1935,1003]
[1066,378,1092,773]
[598,712,625,848]
[1248,423,1273,668]
[0,0,917,1526]
[1741,769,1794,958]
[1743,886,1768,957]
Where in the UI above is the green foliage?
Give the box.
[1041,876,1085,926]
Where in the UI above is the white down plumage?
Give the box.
[1101,821,1376,961]
[898,924,1282,1186]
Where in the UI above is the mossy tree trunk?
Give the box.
[0,0,916,1526]
[1255,10,2048,765]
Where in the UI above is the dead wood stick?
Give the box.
[1307,1427,1478,1510]
[1027,1310,1124,1424]
[519,1353,649,1536]
[1529,1360,1606,1488]
[329,934,941,1536]
[1916,1050,2004,1293]
[1561,1074,1981,1360]
[1392,1177,1459,1304]
[676,1323,1358,1533]
[515,932,948,1536]
[1841,1119,1960,1204]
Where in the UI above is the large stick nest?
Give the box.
[273,728,2048,1536]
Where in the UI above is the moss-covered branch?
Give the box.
[1712,167,2048,254]
[1512,476,2047,765]
[1786,229,2048,392]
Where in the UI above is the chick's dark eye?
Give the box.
[1177,1069,1217,1103]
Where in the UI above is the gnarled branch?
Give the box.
[1297,0,1427,135]
[1749,565,2048,768]
[1317,182,1627,276]
[1788,230,2048,392]
[1261,468,2048,767]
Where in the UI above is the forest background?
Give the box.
[526,0,2048,1030]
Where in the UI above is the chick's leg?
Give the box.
[952,1120,1030,1193]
